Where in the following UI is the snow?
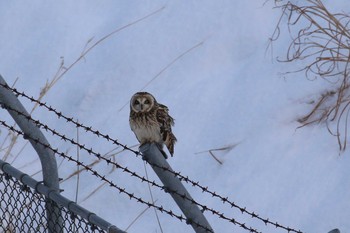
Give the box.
[0,1,349,233]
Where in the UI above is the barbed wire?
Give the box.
[0,82,303,233]
[0,100,261,233]
[0,118,216,233]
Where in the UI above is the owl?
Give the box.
[129,92,177,158]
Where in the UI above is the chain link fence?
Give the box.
[0,160,123,233]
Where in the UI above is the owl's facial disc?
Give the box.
[132,96,152,112]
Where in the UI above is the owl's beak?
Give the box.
[140,104,143,110]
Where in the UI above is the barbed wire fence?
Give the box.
[0,89,264,232]
[0,79,310,233]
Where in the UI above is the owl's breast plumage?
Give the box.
[129,111,162,144]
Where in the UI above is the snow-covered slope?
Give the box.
[0,1,349,232]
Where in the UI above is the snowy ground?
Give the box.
[0,1,349,233]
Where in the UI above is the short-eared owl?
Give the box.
[129,92,177,158]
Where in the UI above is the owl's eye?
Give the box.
[134,100,140,105]
[144,99,150,104]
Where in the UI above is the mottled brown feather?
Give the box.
[156,103,177,156]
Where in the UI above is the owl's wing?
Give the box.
[156,104,177,156]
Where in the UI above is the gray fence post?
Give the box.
[0,75,62,233]
[140,143,214,233]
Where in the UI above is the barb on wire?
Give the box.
[0,119,214,233]
[0,100,261,233]
[0,82,303,233]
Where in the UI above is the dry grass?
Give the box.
[195,143,240,165]
[271,0,350,151]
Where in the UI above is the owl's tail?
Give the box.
[165,132,177,157]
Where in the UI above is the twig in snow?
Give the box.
[195,143,240,165]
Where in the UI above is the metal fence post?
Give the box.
[140,143,214,233]
[0,75,63,233]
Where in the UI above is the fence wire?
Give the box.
[0,172,105,233]
[0,82,304,233]
[0,119,217,233]
[0,100,262,233]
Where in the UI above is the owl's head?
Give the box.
[130,92,156,113]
